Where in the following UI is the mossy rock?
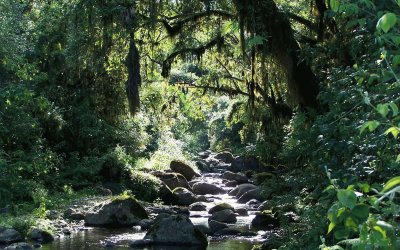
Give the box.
[208,203,235,214]
[170,160,199,181]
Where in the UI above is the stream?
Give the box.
[39,171,268,249]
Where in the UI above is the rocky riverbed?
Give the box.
[0,151,286,250]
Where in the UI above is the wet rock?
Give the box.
[188,180,198,187]
[170,160,200,181]
[30,228,54,243]
[198,151,211,159]
[194,224,212,235]
[251,212,279,229]
[214,151,235,164]
[208,209,237,223]
[189,202,207,211]
[225,180,238,187]
[195,161,210,172]
[85,196,148,227]
[0,227,23,244]
[246,199,261,207]
[129,239,153,247]
[152,172,190,190]
[236,208,248,216]
[172,187,197,206]
[222,171,248,184]
[208,220,228,233]
[144,214,208,246]
[208,203,234,214]
[214,228,241,236]
[138,219,153,230]
[192,182,225,195]
[195,195,208,202]
[238,188,264,204]
[4,242,33,250]
[64,208,85,220]
[158,182,176,205]
[229,183,257,197]
[257,201,269,211]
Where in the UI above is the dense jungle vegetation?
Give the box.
[0,0,399,249]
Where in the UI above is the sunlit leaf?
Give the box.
[389,102,399,116]
[377,13,397,33]
[382,176,400,192]
[360,120,380,134]
[330,0,340,12]
[384,127,399,139]
[328,222,336,234]
[377,104,390,118]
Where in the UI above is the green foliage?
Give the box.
[123,171,161,202]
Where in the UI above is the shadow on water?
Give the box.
[40,227,256,250]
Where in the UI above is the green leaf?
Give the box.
[360,120,380,134]
[393,55,400,67]
[377,13,397,33]
[334,228,350,240]
[328,222,336,234]
[377,104,390,118]
[398,0,400,7]
[397,154,400,162]
[382,176,400,192]
[330,0,340,12]
[389,102,399,116]
[384,127,399,139]
[351,204,369,223]
[376,221,393,231]
[337,189,357,209]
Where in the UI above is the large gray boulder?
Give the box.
[214,151,235,164]
[0,227,23,244]
[170,161,200,181]
[85,196,148,226]
[208,209,237,223]
[29,228,54,243]
[208,220,228,233]
[152,172,190,190]
[189,202,207,211]
[229,183,257,197]
[238,188,264,203]
[144,214,208,246]
[223,171,248,184]
[192,182,225,195]
[208,203,235,214]
[172,187,197,206]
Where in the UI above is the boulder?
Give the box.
[158,182,177,205]
[4,242,33,250]
[246,199,261,207]
[195,161,210,172]
[251,212,279,230]
[129,239,153,248]
[192,182,225,195]
[222,171,248,184]
[189,202,207,211]
[64,208,85,220]
[170,160,200,181]
[208,220,228,233]
[231,156,260,172]
[194,224,212,235]
[144,214,208,246]
[228,184,257,197]
[208,209,237,223]
[208,203,234,214]
[225,180,238,187]
[29,228,54,243]
[0,228,23,244]
[198,151,211,159]
[258,201,269,211]
[138,219,153,230]
[152,172,190,190]
[85,196,148,227]
[236,208,248,216]
[238,188,264,203]
[214,151,235,164]
[172,187,197,206]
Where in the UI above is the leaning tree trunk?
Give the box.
[125,36,141,115]
[234,0,319,108]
